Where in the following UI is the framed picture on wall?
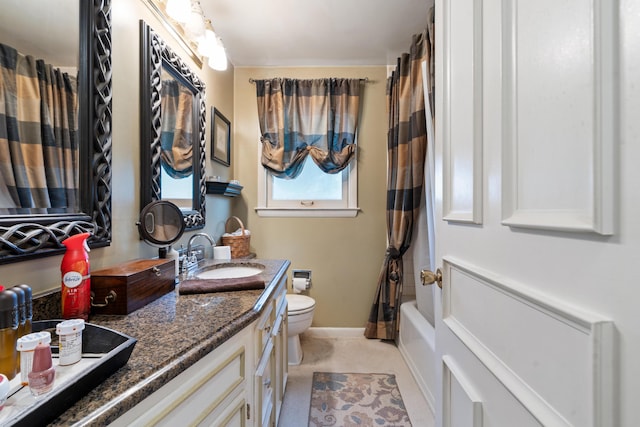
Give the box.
[211,107,231,166]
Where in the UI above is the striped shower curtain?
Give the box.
[0,42,78,214]
[365,26,434,341]
[254,78,361,179]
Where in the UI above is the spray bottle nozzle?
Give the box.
[62,233,91,252]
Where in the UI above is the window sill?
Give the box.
[255,207,360,218]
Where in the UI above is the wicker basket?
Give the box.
[221,216,251,258]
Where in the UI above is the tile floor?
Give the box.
[277,329,435,427]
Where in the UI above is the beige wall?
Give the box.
[0,2,390,329]
[232,67,389,327]
[0,0,235,296]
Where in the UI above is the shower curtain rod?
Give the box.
[248,77,370,84]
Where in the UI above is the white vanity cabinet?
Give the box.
[111,275,288,427]
[111,326,252,427]
[253,274,288,427]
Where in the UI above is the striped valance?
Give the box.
[254,78,361,179]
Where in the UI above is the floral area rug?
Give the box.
[308,372,412,426]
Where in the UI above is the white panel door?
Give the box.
[432,0,639,426]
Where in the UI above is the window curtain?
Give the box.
[0,42,78,214]
[160,77,194,179]
[254,78,361,179]
[364,27,433,341]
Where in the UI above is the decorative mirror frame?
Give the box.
[140,20,206,231]
[0,0,113,264]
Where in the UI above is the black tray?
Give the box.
[2,320,136,427]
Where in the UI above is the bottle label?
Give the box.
[62,272,84,289]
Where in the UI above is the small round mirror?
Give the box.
[137,200,185,247]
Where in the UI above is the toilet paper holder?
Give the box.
[292,269,312,291]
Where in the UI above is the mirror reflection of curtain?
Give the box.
[160,72,193,179]
[0,42,78,214]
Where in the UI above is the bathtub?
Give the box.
[399,299,436,412]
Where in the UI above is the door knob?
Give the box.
[421,268,443,289]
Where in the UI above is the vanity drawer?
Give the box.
[256,299,275,356]
[90,258,175,315]
[255,339,275,427]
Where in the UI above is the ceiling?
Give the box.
[0,0,79,68]
[199,0,431,67]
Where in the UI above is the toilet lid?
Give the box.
[287,294,315,313]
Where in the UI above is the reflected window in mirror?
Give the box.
[140,20,206,231]
[0,0,112,263]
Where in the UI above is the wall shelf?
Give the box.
[205,181,243,197]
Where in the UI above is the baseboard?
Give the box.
[304,327,365,338]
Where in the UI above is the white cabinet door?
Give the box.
[272,283,288,425]
[111,326,251,427]
[254,339,275,427]
[252,274,287,427]
[199,394,247,427]
[432,0,638,426]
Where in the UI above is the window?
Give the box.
[253,77,362,217]
[256,155,359,217]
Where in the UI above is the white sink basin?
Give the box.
[196,264,264,280]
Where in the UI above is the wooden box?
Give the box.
[90,259,175,315]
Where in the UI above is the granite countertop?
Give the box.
[38,258,290,426]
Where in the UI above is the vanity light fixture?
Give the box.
[198,19,228,71]
[163,0,228,71]
[196,19,216,57]
[184,0,206,39]
[208,37,228,71]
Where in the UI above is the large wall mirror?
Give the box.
[140,20,206,231]
[0,0,112,264]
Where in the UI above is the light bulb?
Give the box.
[184,1,205,39]
[208,38,228,71]
[165,0,191,23]
[197,28,216,57]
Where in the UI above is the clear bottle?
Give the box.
[0,373,9,409]
[159,246,180,283]
[0,289,18,380]
[28,342,55,396]
[167,246,180,283]
[17,331,51,386]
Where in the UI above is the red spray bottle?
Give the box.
[61,233,91,320]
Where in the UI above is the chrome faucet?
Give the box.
[186,232,216,267]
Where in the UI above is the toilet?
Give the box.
[286,294,316,365]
